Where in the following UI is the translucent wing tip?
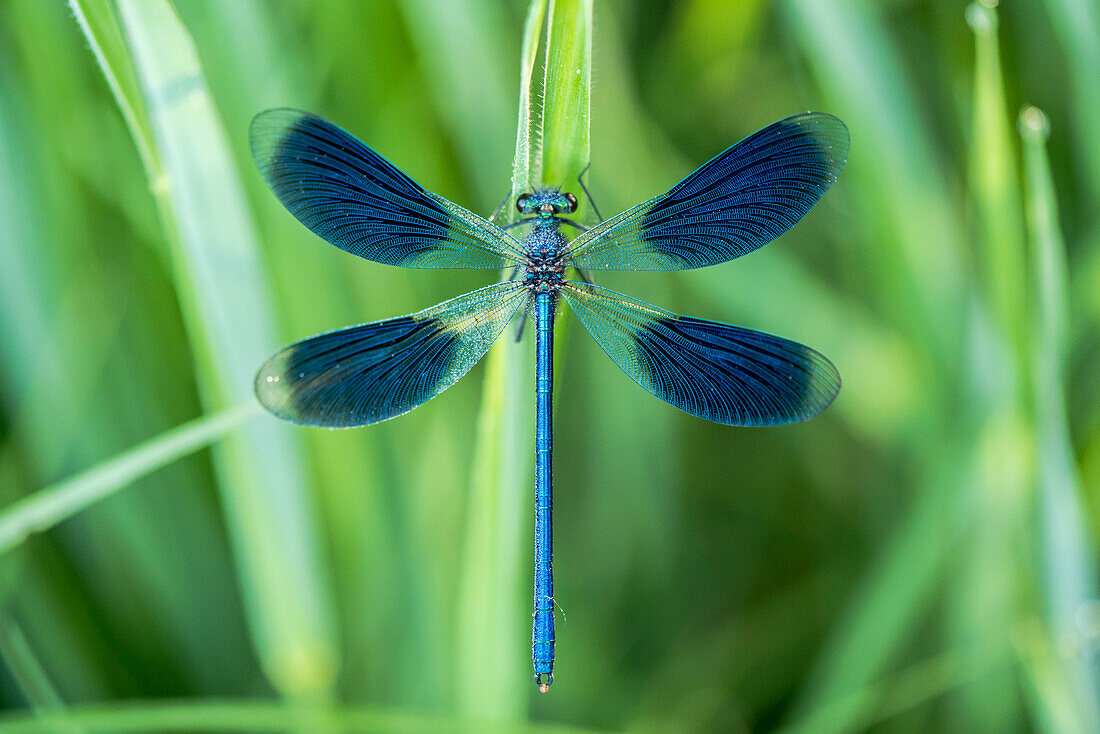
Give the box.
[254,282,527,429]
[249,108,310,175]
[254,346,311,425]
[784,110,851,178]
[654,316,842,427]
[778,344,842,425]
[562,283,842,428]
[254,338,369,428]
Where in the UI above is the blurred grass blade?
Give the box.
[457,327,534,716]
[948,6,1031,730]
[1016,621,1094,734]
[174,0,400,698]
[0,617,82,734]
[1040,0,1100,342]
[74,0,338,696]
[116,0,339,695]
[966,3,1029,366]
[1020,108,1070,364]
[1020,105,1100,732]
[1038,0,1100,202]
[394,0,513,203]
[0,404,258,556]
[781,0,967,362]
[779,646,988,734]
[780,0,972,725]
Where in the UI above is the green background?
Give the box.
[1,0,1099,731]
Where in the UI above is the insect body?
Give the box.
[512,188,577,690]
[250,108,849,691]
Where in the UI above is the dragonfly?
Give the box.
[250,108,849,692]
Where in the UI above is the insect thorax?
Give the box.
[522,225,567,293]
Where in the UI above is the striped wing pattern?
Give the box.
[563,112,849,271]
[251,108,524,269]
[561,282,840,426]
[256,282,528,427]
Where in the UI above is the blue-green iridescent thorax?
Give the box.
[516,187,577,293]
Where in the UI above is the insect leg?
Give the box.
[577,162,603,223]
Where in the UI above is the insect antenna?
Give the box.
[555,218,590,233]
[501,218,535,231]
[487,187,512,223]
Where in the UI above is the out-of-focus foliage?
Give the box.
[0,0,1098,731]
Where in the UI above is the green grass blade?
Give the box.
[75,0,338,697]
[781,0,966,361]
[967,3,1030,367]
[0,617,82,734]
[455,0,593,709]
[1038,0,1100,202]
[780,1,973,725]
[778,646,994,734]
[1016,621,1094,734]
[67,0,158,183]
[1021,108,1071,365]
[394,0,513,204]
[174,0,403,698]
[457,327,534,716]
[0,404,258,556]
[1020,105,1100,732]
[946,7,1032,730]
[540,0,592,204]
[511,0,549,205]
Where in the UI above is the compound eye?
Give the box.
[564,193,578,213]
[516,194,529,213]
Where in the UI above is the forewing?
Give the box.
[251,109,524,268]
[256,282,528,427]
[561,283,840,425]
[564,112,849,271]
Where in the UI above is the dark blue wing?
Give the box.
[251,109,525,268]
[256,282,528,427]
[560,282,840,425]
[563,112,849,271]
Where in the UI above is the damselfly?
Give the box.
[250,109,848,691]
